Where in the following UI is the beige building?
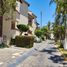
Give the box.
[0,0,30,45]
[11,0,30,38]
[0,0,38,45]
[28,11,39,35]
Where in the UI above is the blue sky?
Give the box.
[26,0,56,27]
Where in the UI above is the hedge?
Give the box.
[10,38,15,45]
[15,36,34,48]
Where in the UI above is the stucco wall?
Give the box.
[2,1,29,45]
[10,1,29,39]
[15,1,28,36]
[16,1,28,25]
[3,10,16,45]
[3,13,12,45]
[29,19,37,35]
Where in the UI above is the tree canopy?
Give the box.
[0,0,16,15]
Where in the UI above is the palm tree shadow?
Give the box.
[47,42,55,44]
[40,47,64,63]
[40,47,57,55]
[49,55,64,63]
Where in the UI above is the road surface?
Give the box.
[8,40,66,67]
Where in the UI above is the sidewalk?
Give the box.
[0,47,29,67]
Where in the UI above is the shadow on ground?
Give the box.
[40,47,64,64]
[49,55,64,63]
[39,47,57,55]
[47,41,55,44]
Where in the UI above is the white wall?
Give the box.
[3,13,12,45]
[16,1,28,25]
[2,1,29,45]
[29,19,37,35]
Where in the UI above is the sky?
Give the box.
[26,0,56,27]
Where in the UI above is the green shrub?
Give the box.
[17,24,29,35]
[10,38,15,45]
[56,41,63,48]
[35,29,43,37]
[63,54,67,57]
[15,36,34,48]
[41,35,45,41]
[0,43,7,48]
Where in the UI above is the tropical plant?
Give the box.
[50,0,67,45]
[0,0,16,16]
[48,21,51,30]
[35,29,43,38]
[41,26,50,39]
[17,24,29,35]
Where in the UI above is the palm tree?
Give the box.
[41,25,50,39]
[50,0,67,49]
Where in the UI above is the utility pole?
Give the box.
[41,11,42,27]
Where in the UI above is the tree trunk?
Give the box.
[64,14,67,50]
[20,32,23,36]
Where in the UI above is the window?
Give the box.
[11,21,15,29]
[28,19,32,26]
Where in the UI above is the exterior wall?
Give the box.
[0,16,3,44]
[3,10,16,45]
[16,1,28,25]
[11,30,19,38]
[29,19,37,35]
[3,13,12,45]
[14,1,28,36]
[28,11,37,35]
[0,1,29,45]
[0,37,3,44]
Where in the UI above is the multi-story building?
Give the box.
[0,0,39,45]
[28,11,39,35]
[0,0,30,45]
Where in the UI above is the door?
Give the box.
[0,16,3,37]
